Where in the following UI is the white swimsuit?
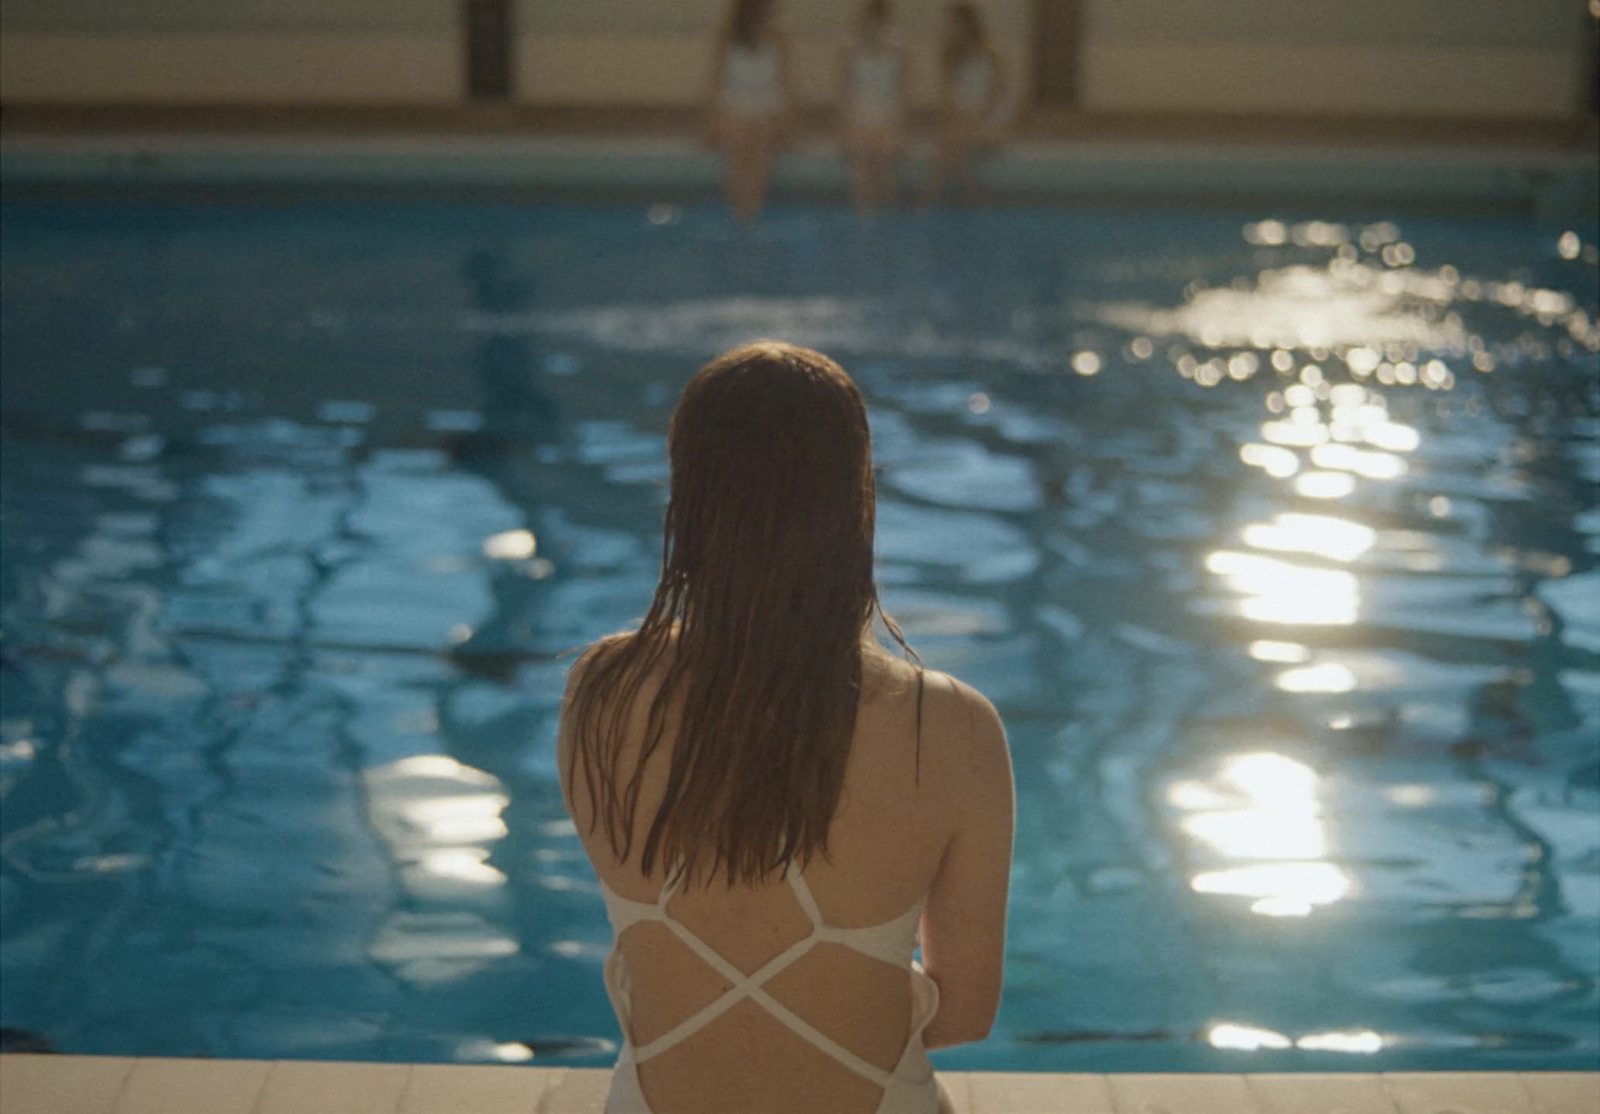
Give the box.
[599,868,944,1114]
[949,54,997,116]
[845,44,904,130]
[719,41,785,116]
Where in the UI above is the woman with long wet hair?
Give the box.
[924,2,1007,205]
[704,0,796,223]
[560,342,1014,1114]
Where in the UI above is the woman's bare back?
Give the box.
[560,644,1010,1114]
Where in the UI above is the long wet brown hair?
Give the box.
[727,0,773,47]
[566,342,920,889]
[941,2,986,71]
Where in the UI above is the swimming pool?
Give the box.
[1,200,1597,1074]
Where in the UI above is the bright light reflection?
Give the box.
[1276,662,1357,693]
[1185,811,1324,859]
[1245,220,1288,246]
[1249,640,1310,663]
[0,739,38,762]
[1252,897,1315,917]
[1178,753,1325,859]
[1345,347,1380,375]
[1167,781,1233,810]
[1228,353,1259,380]
[1297,1030,1385,1054]
[390,755,497,783]
[1294,471,1356,499]
[1364,421,1419,452]
[1096,263,1464,351]
[1192,862,1352,905]
[1209,1023,1292,1051]
[1261,420,1328,447]
[402,795,510,843]
[483,529,537,560]
[493,1043,535,1063]
[1241,513,1376,562]
[1240,443,1300,478]
[1207,551,1360,625]
[1227,752,1317,799]
[420,849,508,886]
[1072,351,1102,376]
[1385,785,1437,807]
[1310,442,1407,480]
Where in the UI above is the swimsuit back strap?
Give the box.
[786,870,825,927]
[632,924,815,1062]
[745,985,900,1089]
[624,868,910,1091]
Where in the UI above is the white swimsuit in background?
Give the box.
[845,43,905,130]
[949,53,997,116]
[719,40,785,116]
[598,868,944,1114]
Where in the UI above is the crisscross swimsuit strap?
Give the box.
[609,871,905,1090]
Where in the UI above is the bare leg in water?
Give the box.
[721,115,779,223]
[924,118,984,205]
[847,129,901,213]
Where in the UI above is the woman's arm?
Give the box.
[919,676,1015,1049]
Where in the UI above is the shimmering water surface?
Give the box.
[2,202,1598,1073]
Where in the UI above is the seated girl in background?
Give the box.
[705,0,796,223]
[837,0,911,213]
[924,2,1007,205]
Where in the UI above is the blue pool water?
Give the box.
[1,201,1598,1074]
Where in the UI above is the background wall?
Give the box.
[0,0,461,103]
[1081,0,1591,118]
[0,0,1589,119]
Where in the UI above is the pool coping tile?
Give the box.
[1107,1072,1259,1113]
[112,1057,270,1114]
[1249,1072,1401,1114]
[4,1057,1600,1114]
[398,1062,553,1114]
[0,1054,136,1114]
[254,1059,413,1114]
[1517,1073,1600,1114]
[1383,1072,1539,1114]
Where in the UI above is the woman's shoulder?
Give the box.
[862,651,1004,750]
[564,629,657,693]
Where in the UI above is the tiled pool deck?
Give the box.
[1,1057,1596,1114]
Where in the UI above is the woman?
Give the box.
[838,0,911,213]
[559,342,1014,1114]
[923,2,1007,205]
[704,0,796,223]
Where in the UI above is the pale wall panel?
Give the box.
[1084,0,1582,51]
[0,33,462,103]
[1081,41,1583,117]
[0,0,452,35]
[515,33,712,106]
[516,21,1030,111]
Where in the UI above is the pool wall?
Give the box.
[3,132,1597,220]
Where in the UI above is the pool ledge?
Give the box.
[3,132,1598,218]
[1,1056,1596,1113]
